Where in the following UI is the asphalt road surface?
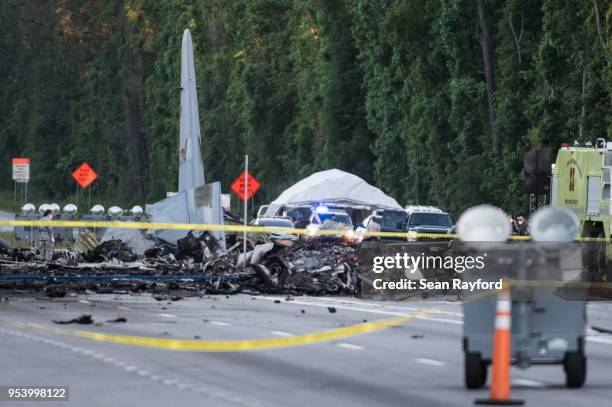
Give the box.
[1,293,611,407]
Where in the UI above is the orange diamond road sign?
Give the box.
[72,162,97,189]
[231,171,261,201]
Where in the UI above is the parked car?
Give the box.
[404,205,454,241]
[357,209,408,240]
[309,207,353,229]
[249,217,296,241]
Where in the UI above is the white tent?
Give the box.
[270,169,402,210]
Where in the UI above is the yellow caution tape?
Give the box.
[2,310,432,352]
[0,219,452,239]
[0,219,606,241]
[0,290,503,352]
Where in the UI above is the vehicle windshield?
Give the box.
[408,213,453,227]
[286,207,312,219]
[319,213,352,226]
[259,219,294,228]
[382,211,407,228]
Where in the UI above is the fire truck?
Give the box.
[551,138,612,282]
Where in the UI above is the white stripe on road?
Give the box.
[296,296,463,317]
[78,300,92,304]
[270,330,294,337]
[158,313,177,318]
[209,321,232,327]
[259,296,463,325]
[512,378,545,388]
[417,316,462,325]
[415,358,447,367]
[0,328,261,407]
[336,343,364,350]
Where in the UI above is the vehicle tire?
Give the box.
[564,351,586,388]
[465,352,487,389]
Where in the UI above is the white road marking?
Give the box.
[587,336,612,345]
[209,321,232,327]
[158,313,177,318]
[1,327,260,407]
[415,358,447,367]
[117,306,132,311]
[512,378,545,388]
[259,296,463,325]
[293,296,463,317]
[418,316,462,325]
[336,342,364,350]
[78,300,92,304]
[270,330,294,337]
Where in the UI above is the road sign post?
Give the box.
[72,162,98,210]
[12,158,30,204]
[244,155,248,264]
[230,160,261,268]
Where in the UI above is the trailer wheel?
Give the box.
[465,352,487,389]
[564,352,586,388]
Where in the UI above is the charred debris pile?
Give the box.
[0,232,360,298]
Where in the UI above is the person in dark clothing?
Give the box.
[515,215,528,235]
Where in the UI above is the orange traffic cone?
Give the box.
[475,285,524,405]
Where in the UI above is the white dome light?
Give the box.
[38,204,50,215]
[130,205,143,218]
[457,205,511,243]
[63,203,78,216]
[90,204,105,216]
[108,206,123,217]
[21,203,35,215]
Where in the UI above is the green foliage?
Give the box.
[0,0,609,218]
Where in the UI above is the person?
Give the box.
[366,215,382,234]
[515,215,528,236]
[39,209,54,262]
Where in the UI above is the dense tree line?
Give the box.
[0,0,609,216]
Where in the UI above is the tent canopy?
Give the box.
[270,169,402,210]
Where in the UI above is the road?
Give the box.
[1,293,611,407]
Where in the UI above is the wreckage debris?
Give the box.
[44,284,67,298]
[1,233,361,297]
[83,239,137,263]
[106,317,127,323]
[53,314,94,325]
[327,307,337,313]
